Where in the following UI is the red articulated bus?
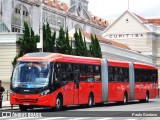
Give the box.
[10,53,158,111]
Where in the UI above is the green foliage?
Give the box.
[43,23,56,52]
[90,34,102,58]
[12,53,21,68]
[94,35,102,58]
[56,27,72,54]
[65,28,72,54]
[12,22,39,67]
[83,37,88,57]
[73,29,88,56]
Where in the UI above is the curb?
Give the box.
[0,107,19,111]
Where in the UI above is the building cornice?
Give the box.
[18,0,38,6]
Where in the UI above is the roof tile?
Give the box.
[82,32,131,50]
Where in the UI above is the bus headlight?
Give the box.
[40,89,50,96]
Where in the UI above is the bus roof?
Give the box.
[133,62,157,70]
[17,52,101,65]
[107,59,129,68]
[17,52,157,69]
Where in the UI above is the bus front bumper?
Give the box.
[10,93,54,107]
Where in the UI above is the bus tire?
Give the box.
[140,91,149,103]
[19,105,28,111]
[88,93,94,107]
[123,92,128,104]
[55,95,63,111]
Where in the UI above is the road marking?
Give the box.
[68,118,88,120]
[96,118,113,120]
[38,117,66,120]
[126,119,137,120]
[7,117,65,120]
[7,117,35,120]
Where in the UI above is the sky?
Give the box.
[88,0,160,20]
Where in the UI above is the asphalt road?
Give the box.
[1,98,160,120]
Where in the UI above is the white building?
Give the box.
[0,1,157,84]
[102,10,160,82]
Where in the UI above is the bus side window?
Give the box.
[74,73,79,87]
[94,66,101,82]
[108,66,113,82]
[153,70,158,83]
[66,64,73,82]
[135,69,140,82]
[113,67,119,82]
[53,63,63,88]
[79,65,87,82]
[87,65,94,82]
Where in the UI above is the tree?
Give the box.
[56,27,72,54]
[83,36,88,57]
[94,35,102,58]
[65,28,72,54]
[73,29,88,56]
[74,30,79,55]
[56,27,66,53]
[90,34,96,57]
[12,22,39,67]
[43,23,56,52]
[89,34,102,58]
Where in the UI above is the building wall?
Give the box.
[0,44,16,82]
[0,33,22,83]
[2,0,12,31]
[0,0,105,35]
[102,11,160,84]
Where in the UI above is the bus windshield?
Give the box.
[12,62,50,88]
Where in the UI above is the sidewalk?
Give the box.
[0,101,18,110]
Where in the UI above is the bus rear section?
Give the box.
[133,63,158,101]
[100,60,158,104]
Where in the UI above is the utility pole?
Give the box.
[37,0,43,52]
[128,0,130,10]
[40,0,43,52]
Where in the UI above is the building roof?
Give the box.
[88,13,109,27]
[82,32,131,50]
[147,18,160,26]
[43,0,108,28]
[44,0,68,12]
[133,13,160,26]
[133,13,148,23]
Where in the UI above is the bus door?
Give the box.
[152,70,158,98]
[56,63,74,105]
[73,73,79,105]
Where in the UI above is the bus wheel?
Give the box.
[55,95,63,111]
[123,93,128,104]
[88,94,94,107]
[19,105,28,111]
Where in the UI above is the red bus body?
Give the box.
[10,53,158,110]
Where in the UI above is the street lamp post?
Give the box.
[39,0,43,52]
[37,0,43,52]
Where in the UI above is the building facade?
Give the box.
[102,10,160,82]
[0,1,158,84]
[0,0,108,35]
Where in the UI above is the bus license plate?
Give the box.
[23,103,30,105]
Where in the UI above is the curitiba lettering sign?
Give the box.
[109,34,144,38]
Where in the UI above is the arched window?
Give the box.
[12,4,30,33]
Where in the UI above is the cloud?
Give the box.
[88,0,160,19]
